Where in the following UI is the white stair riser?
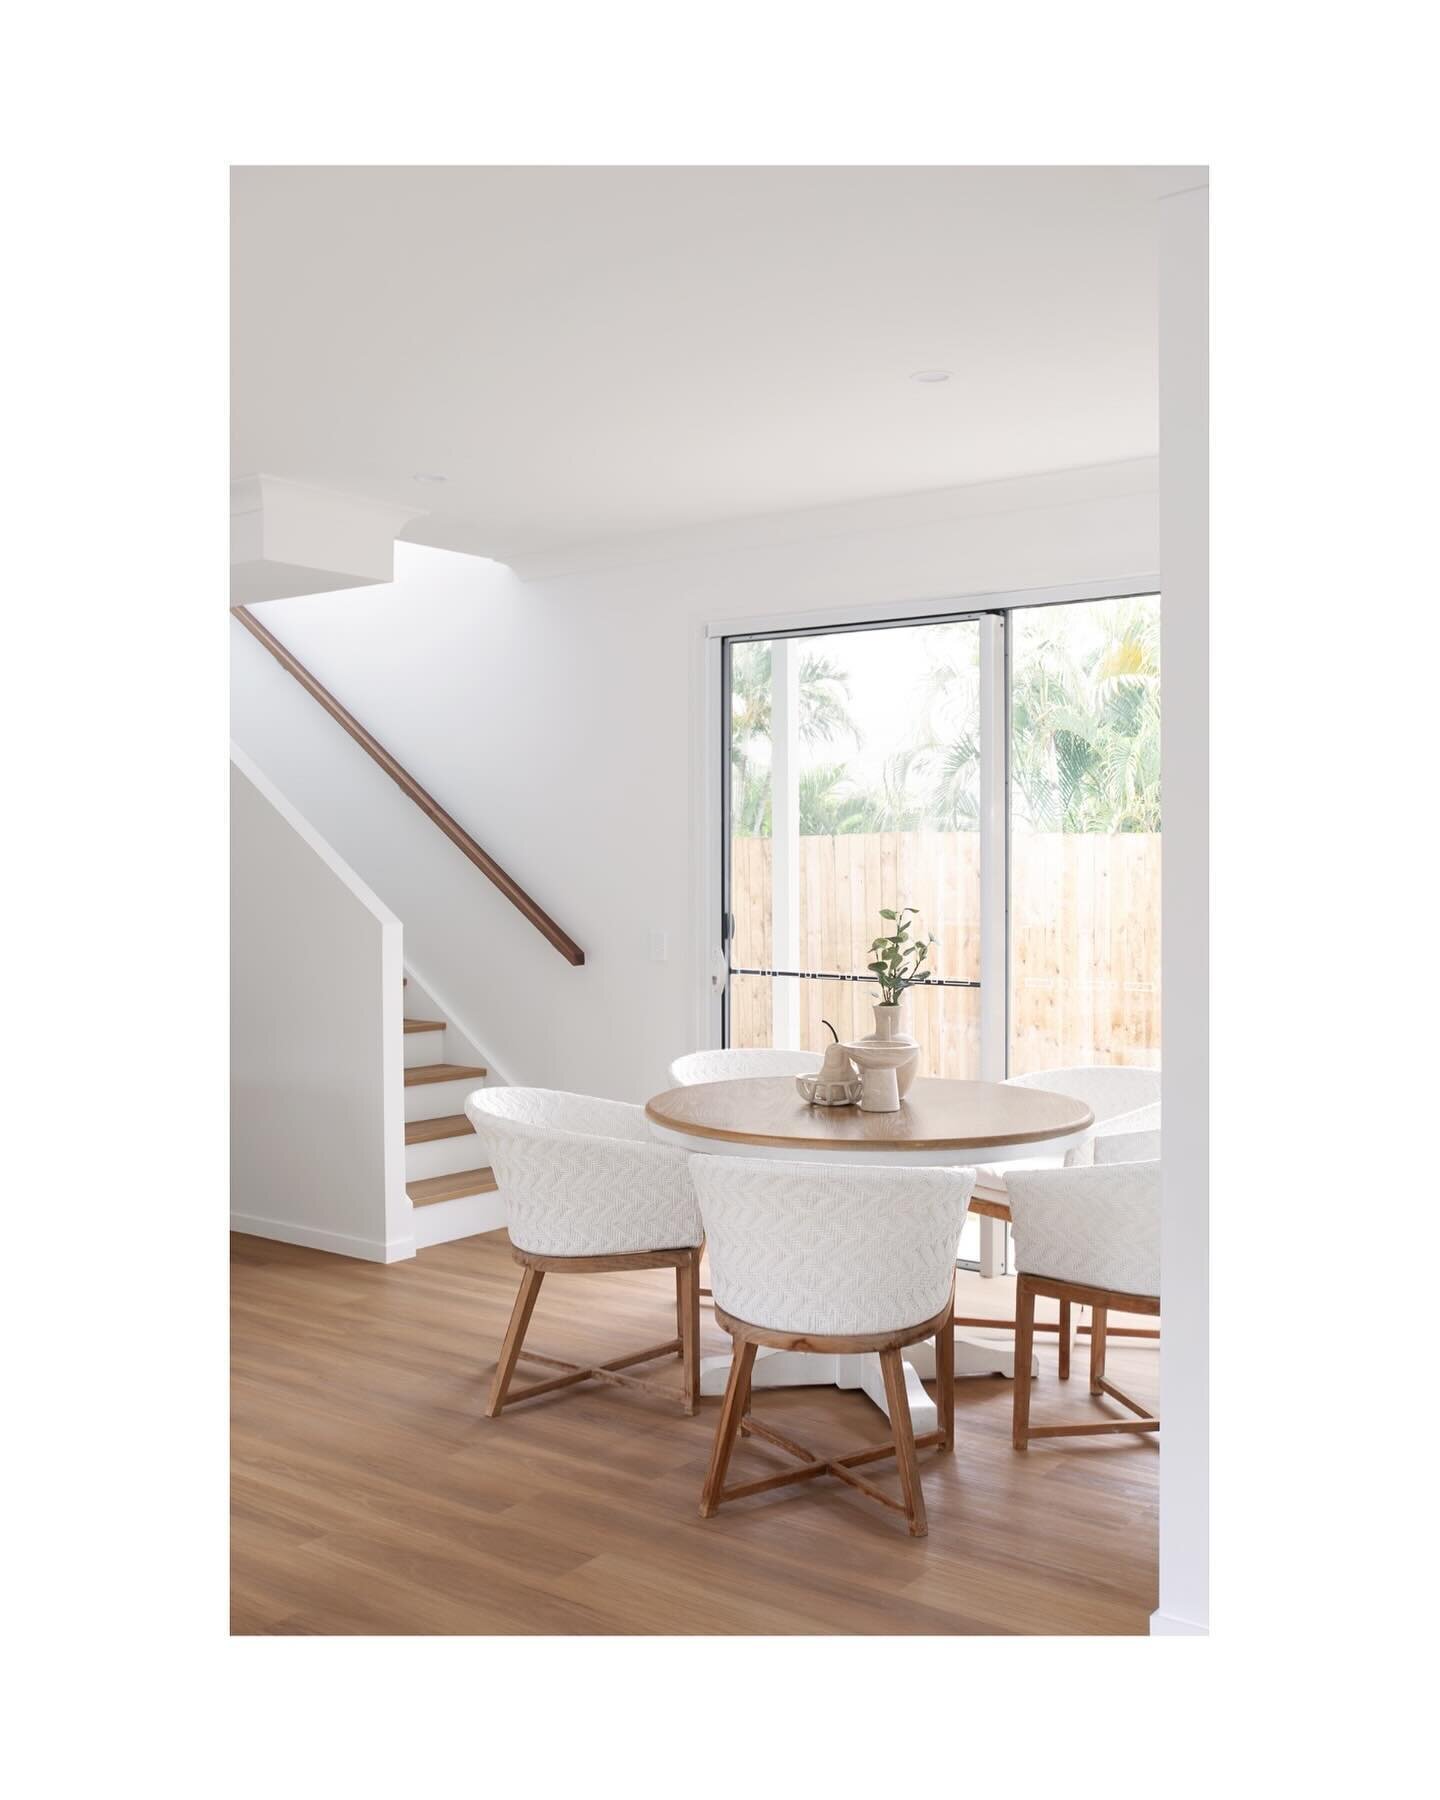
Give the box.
[404,1077,488,1122]
[405,1131,484,1181]
[404,1028,447,1069]
[413,1188,507,1248]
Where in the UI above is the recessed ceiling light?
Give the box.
[909,369,951,384]
[412,472,447,484]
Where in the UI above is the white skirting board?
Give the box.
[1150,1610,1208,1636]
[231,1212,416,1264]
[412,1191,508,1249]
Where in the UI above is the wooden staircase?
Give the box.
[401,972,504,1245]
[406,1167,499,1206]
[406,1061,492,1089]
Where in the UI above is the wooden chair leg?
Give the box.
[1089,1304,1108,1394]
[700,1339,757,1516]
[935,1297,955,1453]
[487,1267,544,1418]
[679,1254,701,1415]
[1012,1276,1035,1451]
[879,1348,927,1537]
[1058,1297,1072,1380]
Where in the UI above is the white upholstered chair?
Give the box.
[662,1054,825,1316]
[664,1053,825,1310]
[961,1067,1162,1369]
[668,1047,822,1086]
[1094,1126,1162,1165]
[1004,1161,1161,1450]
[687,1154,975,1538]
[465,1088,704,1418]
[1006,1066,1162,1166]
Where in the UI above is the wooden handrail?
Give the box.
[233,605,586,966]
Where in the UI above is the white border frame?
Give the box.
[693,573,1162,1060]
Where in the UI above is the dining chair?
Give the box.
[668,1047,822,1086]
[1006,1065,1162,1166]
[962,1067,1162,1367]
[663,1053,823,1316]
[1004,1160,1161,1451]
[1094,1126,1162,1164]
[465,1088,704,1418]
[687,1154,974,1538]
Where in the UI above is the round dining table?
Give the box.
[644,1075,1094,1433]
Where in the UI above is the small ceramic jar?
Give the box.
[795,1040,863,1106]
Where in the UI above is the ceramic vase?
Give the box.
[863,1000,921,1096]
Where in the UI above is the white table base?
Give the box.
[699,1326,1040,1436]
[654,1106,1089,1435]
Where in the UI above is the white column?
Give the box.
[978,614,1008,1079]
[977,613,1008,1274]
[770,639,801,1049]
[1153,178,1209,1637]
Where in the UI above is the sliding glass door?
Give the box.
[721,589,1161,1080]
[724,618,986,1075]
[1008,594,1161,1073]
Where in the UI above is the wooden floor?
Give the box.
[232,1230,1159,1635]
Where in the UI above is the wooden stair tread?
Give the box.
[404,1062,487,1086]
[407,1167,499,1206]
[403,1018,445,1034]
[404,1113,475,1145]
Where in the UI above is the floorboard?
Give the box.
[231,1229,1158,1635]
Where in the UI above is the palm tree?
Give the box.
[1091,599,1161,831]
[1010,599,1160,832]
[729,602,1160,841]
[877,632,983,831]
[730,642,862,837]
[797,763,875,835]
[729,643,859,748]
[890,600,1161,834]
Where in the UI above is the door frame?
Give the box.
[692,573,1162,1063]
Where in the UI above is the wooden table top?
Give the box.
[644,1076,1093,1155]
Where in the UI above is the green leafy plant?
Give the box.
[867,906,937,1007]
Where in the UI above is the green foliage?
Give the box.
[1009,599,1161,833]
[729,643,860,752]
[797,763,877,835]
[867,906,937,1006]
[730,601,1161,840]
[729,642,865,837]
[886,640,983,832]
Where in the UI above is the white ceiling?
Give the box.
[231,166,1196,564]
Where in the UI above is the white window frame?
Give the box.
[692,574,1162,1068]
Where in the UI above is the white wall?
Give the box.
[230,458,1159,1106]
[1154,181,1209,1635]
[230,747,411,1262]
